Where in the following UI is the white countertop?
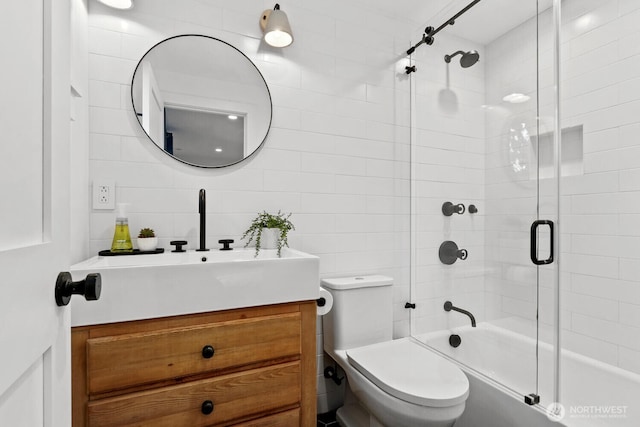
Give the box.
[69,248,319,326]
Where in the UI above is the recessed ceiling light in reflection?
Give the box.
[215,148,222,152]
[575,14,593,30]
[502,93,530,104]
[228,115,238,120]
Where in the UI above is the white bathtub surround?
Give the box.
[418,323,640,427]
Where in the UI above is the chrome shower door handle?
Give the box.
[530,220,554,265]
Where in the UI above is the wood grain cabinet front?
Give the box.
[72,302,316,427]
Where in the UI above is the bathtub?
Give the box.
[415,323,639,427]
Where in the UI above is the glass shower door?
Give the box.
[408,0,558,406]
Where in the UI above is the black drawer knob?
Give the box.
[201,400,214,415]
[202,345,215,359]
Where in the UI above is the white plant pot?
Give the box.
[137,237,158,252]
[260,228,280,250]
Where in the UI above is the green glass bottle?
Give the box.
[111,204,133,253]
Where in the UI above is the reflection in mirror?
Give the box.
[131,35,272,168]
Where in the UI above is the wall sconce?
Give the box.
[260,4,294,48]
[97,0,134,9]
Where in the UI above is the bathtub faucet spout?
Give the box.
[444,301,476,327]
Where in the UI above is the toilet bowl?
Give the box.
[321,275,469,427]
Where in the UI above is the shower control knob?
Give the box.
[469,204,478,214]
[442,202,465,216]
[439,241,468,265]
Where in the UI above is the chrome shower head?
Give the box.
[444,50,480,68]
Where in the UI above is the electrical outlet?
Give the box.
[93,181,115,210]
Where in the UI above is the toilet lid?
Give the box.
[346,338,469,408]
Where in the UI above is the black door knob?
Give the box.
[55,272,101,307]
[202,345,215,359]
[201,400,214,415]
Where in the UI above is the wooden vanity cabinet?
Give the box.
[72,301,316,427]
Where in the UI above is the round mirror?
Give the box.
[131,35,272,168]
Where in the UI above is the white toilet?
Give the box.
[321,275,469,427]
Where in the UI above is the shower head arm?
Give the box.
[444,50,465,63]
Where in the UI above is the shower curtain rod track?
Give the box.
[407,0,482,55]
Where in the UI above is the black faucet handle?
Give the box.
[170,240,188,252]
[218,239,234,251]
[442,201,465,216]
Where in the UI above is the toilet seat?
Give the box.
[346,338,469,408]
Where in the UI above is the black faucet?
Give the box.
[197,189,209,252]
[444,301,476,327]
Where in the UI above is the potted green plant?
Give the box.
[241,211,294,257]
[137,227,158,252]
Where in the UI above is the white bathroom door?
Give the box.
[0,0,73,426]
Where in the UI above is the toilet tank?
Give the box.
[321,275,393,354]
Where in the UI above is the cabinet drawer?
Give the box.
[87,312,301,394]
[87,362,301,427]
[232,408,299,426]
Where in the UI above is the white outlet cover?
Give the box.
[93,180,115,210]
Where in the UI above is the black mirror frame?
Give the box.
[130,34,273,168]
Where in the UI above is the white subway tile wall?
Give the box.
[408,24,487,335]
[85,0,640,413]
[86,0,444,413]
[561,0,640,373]
[481,0,640,375]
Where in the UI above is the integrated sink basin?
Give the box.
[70,248,319,326]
